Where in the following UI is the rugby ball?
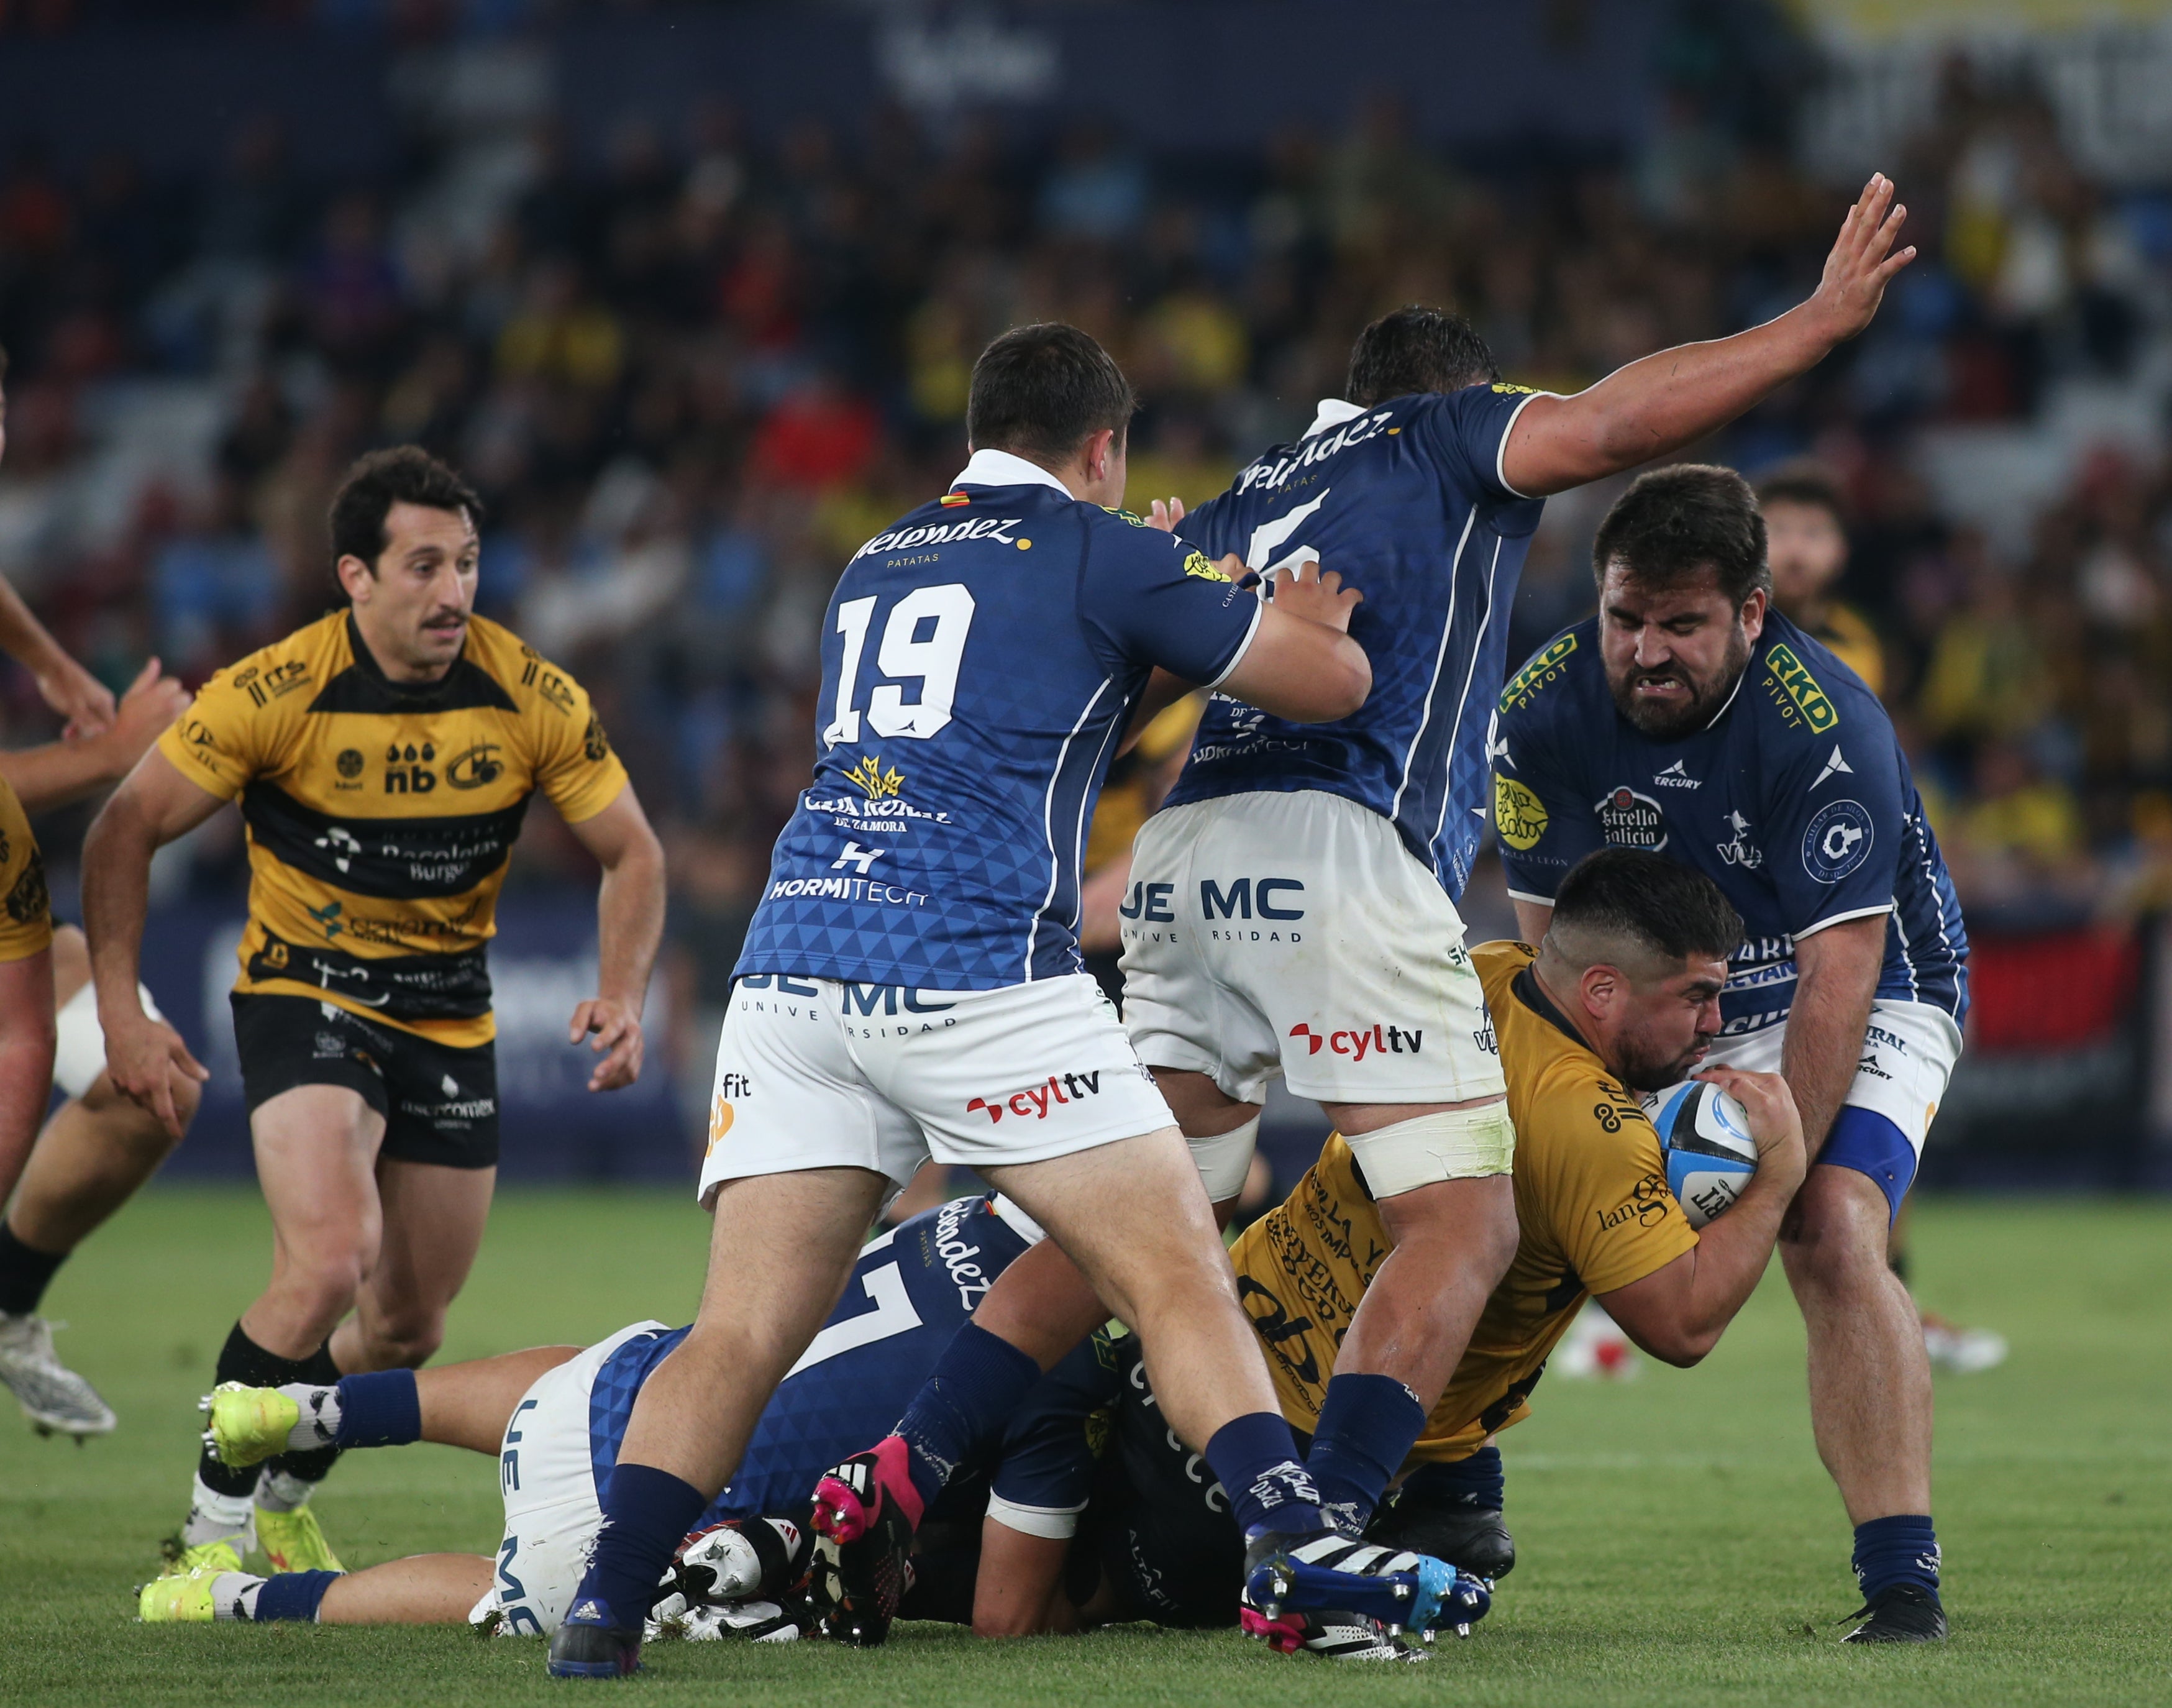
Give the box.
[1644,1080,1758,1229]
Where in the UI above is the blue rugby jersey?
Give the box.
[1490,611,1968,1033]
[1163,386,1549,896]
[585,1195,1095,1527]
[736,451,1263,989]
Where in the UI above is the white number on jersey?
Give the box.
[822,583,977,746]
[780,1257,924,1379]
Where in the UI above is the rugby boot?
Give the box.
[138,1569,221,1624]
[1367,1500,1516,1582]
[1239,1604,1430,1661]
[158,1537,247,1579]
[547,1596,645,1678]
[1243,1529,1485,1635]
[810,1435,924,1546]
[255,1502,344,1573]
[807,1522,912,1648]
[201,1382,303,1468]
[0,1313,116,1439]
[1840,1584,1947,1643]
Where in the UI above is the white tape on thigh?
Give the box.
[1189,1115,1261,1202]
[52,979,163,1102]
[1346,1102,1516,1199]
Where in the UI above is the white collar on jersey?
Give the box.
[951,447,1074,496]
[1305,397,1369,437]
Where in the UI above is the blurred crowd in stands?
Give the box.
[2,8,2172,1058]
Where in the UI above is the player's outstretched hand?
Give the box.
[570,995,644,1091]
[1269,558,1362,633]
[39,651,117,739]
[106,1012,209,1140]
[1810,173,1916,344]
[93,659,191,775]
[1146,497,1185,532]
[1694,1064,1807,1194]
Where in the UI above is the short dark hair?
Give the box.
[1346,306,1498,408]
[1590,464,1771,607]
[1550,848,1743,967]
[328,446,482,573]
[1755,462,1848,528]
[965,323,1135,464]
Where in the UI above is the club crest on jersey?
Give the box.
[1494,776,1548,850]
[1763,643,1838,733]
[1802,798,1874,882]
[1718,810,1764,868]
[1182,549,1231,583]
[1596,786,1667,851]
[842,754,905,800]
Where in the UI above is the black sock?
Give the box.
[263,1340,345,1486]
[0,1222,68,1316]
[196,1325,332,1498]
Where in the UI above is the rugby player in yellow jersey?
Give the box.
[1756,465,1884,697]
[1232,847,1805,1581]
[81,447,666,1577]
[0,776,61,1313]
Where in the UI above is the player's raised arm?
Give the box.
[1212,558,1370,723]
[81,750,220,1137]
[1500,175,1915,498]
[0,658,190,815]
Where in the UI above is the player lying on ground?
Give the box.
[145,1187,1481,1661]
[819,172,1919,1576]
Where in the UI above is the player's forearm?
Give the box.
[1781,962,1878,1158]
[81,797,158,1021]
[594,834,665,1012]
[1514,303,1837,495]
[0,735,128,816]
[1669,1177,1794,1359]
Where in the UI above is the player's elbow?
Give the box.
[1651,1321,1721,1368]
[1286,639,1370,724]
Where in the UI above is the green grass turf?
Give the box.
[2,1189,2167,1707]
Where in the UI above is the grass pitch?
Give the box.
[2,1189,2166,1707]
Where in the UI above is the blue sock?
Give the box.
[1852,1514,1940,1602]
[892,1322,1044,1510]
[575,1463,710,1624]
[1205,1410,1328,1540]
[1404,1444,1504,1510]
[253,1569,340,1622]
[332,1370,421,1449]
[1305,1372,1427,1532]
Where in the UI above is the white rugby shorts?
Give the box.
[1121,790,1508,1108]
[1700,997,1962,1160]
[469,1321,670,1636]
[696,972,1175,1209]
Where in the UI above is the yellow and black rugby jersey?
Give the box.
[1805,601,1885,700]
[0,774,52,964]
[1230,939,1697,1464]
[157,611,628,1046]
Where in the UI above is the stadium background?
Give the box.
[1,0,2170,1192]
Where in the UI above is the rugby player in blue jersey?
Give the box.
[540,323,1490,1676]
[1492,464,1967,1642]
[840,176,1919,1565]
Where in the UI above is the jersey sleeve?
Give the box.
[1539,1072,1699,1297]
[1765,701,1903,938]
[0,780,51,963]
[1493,712,1599,905]
[1415,385,1554,531]
[987,1333,1121,1540]
[156,656,290,801]
[520,655,631,824]
[1078,518,1264,688]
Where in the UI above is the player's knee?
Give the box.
[1779,1182,1893,1298]
[356,1307,446,1369]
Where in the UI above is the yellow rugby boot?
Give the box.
[201,1383,300,1469]
[255,1502,344,1574]
[155,1537,245,1581]
[139,1569,222,1623]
